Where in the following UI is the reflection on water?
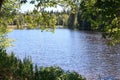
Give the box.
[7,29,120,80]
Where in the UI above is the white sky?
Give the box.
[20,2,63,13]
[44,5,63,12]
[20,3,35,12]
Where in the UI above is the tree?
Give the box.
[0,0,4,11]
[67,0,80,29]
[1,0,120,46]
[0,0,58,48]
[0,0,20,48]
[80,0,120,45]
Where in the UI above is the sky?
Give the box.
[20,3,35,12]
[20,1,63,13]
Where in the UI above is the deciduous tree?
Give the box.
[80,0,120,45]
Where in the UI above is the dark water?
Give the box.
[7,29,120,80]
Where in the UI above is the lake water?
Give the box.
[7,29,120,80]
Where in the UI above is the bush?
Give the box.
[0,49,85,80]
[59,71,85,80]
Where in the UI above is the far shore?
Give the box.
[8,25,17,29]
[7,25,64,30]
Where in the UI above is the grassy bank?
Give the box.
[0,49,85,80]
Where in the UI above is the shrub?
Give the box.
[0,49,85,80]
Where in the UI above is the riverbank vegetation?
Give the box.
[0,0,120,79]
[0,49,85,80]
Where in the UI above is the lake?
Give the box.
[7,29,120,80]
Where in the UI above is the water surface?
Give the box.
[7,29,120,80]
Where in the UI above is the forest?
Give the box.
[0,0,120,80]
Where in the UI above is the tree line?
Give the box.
[0,0,120,47]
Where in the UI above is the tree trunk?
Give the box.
[0,0,4,12]
[67,13,76,29]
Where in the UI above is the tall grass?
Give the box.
[0,49,85,80]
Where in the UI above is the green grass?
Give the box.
[0,49,85,80]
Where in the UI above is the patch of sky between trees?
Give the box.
[20,1,70,13]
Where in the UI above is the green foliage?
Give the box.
[59,71,85,80]
[0,30,12,48]
[0,49,85,80]
[34,66,64,80]
[0,49,33,80]
[22,11,57,31]
[80,0,120,45]
[0,0,58,48]
[0,0,20,48]
[2,0,120,47]
[53,12,69,27]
